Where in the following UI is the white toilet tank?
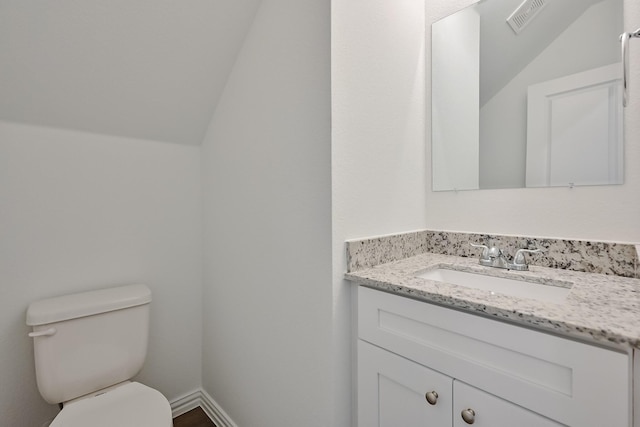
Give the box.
[27,284,152,404]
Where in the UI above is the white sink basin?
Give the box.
[416,268,571,304]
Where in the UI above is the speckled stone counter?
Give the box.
[345,252,640,350]
[346,230,639,278]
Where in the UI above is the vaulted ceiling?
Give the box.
[0,0,261,145]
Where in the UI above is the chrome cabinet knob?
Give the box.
[461,408,476,424]
[425,391,438,405]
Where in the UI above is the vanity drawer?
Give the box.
[358,286,630,426]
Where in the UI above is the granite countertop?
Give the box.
[345,252,640,349]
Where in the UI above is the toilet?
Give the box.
[26,284,172,427]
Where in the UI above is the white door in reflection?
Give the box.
[526,63,623,187]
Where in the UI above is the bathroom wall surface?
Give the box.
[332,0,430,425]
[201,1,333,426]
[0,122,203,427]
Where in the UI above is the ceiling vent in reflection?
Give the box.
[506,0,548,34]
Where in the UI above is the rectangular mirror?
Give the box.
[431,0,624,191]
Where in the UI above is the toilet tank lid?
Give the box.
[26,284,151,326]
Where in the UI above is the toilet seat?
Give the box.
[50,382,172,427]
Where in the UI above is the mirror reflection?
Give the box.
[432,0,623,191]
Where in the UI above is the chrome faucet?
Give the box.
[470,243,542,271]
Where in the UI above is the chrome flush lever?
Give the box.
[620,28,640,107]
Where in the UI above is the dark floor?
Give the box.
[173,407,216,427]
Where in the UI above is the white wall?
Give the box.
[201,1,333,426]
[425,0,640,243]
[332,0,429,423]
[332,0,428,240]
[0,122,203,427]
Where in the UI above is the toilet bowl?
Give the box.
[27,284,172,427]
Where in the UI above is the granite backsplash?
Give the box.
[346,230,639,278]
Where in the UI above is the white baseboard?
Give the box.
[199,388,238,427]
[170,388,237,427]
[170,389,202,418]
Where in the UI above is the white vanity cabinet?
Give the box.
[357,286,631,427]
[359,341,564,426]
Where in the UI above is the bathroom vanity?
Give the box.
[346,247,640,427]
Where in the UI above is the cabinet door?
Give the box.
[453,380,564,427]
[358,340,452,427]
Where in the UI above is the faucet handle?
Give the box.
[511,248,544,270]
[470,243,490,260]
[471,242,507,268]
